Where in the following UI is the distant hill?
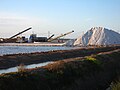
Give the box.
[74,27,120,46]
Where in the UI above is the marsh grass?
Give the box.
[0,48,120,90]
[111,80,120,90]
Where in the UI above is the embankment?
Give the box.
[0,46,120,69]
[0,48,120,90]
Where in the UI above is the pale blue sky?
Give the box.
[0,0,120,38]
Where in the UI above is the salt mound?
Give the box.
[74,27,120,46]
[64,39,76,46]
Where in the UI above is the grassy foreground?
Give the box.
[0,49,120,90]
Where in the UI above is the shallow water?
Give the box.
[0,45,75,74]
[0,46,74,55]
[0,62,53,74]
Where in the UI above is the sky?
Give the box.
[0,0,120,38]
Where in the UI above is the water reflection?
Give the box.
[0,62,52,74]
[0,46,73,55]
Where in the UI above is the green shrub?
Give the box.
[85,56,101,65]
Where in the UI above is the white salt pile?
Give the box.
[74,27,120,46]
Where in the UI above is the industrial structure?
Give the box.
[0,27,74,43]
[9,27,32,39]
[0,27,32,43]
[47,30,74,42]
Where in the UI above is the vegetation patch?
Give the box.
[85,56,102,65]
[0,48,120,90]
[111,80,120,90]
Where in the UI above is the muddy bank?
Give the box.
[0,46,120,69]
